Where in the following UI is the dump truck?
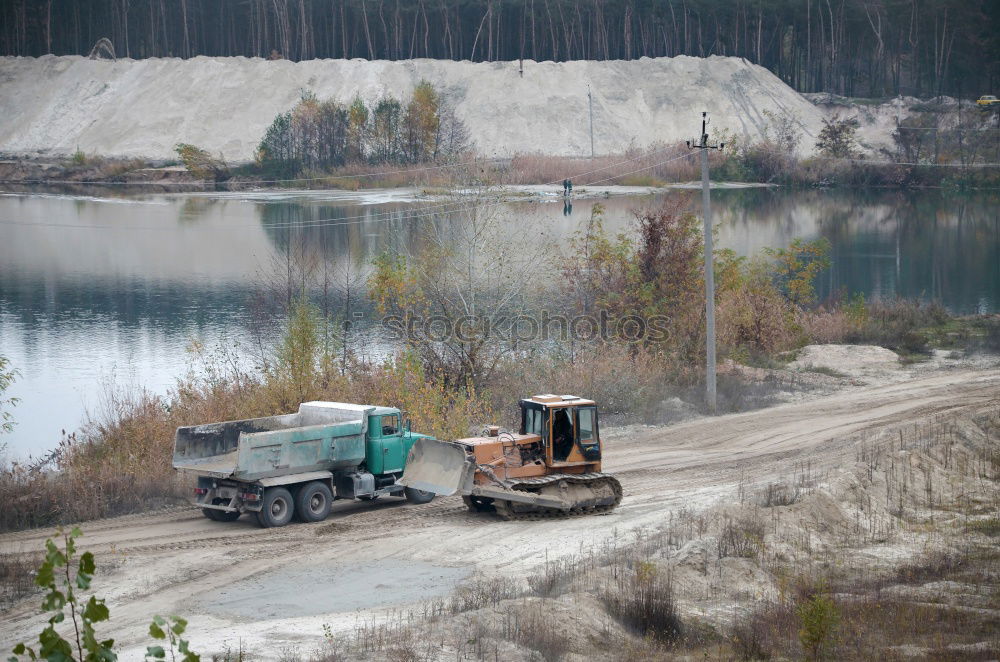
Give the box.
[400,394,622,519]
[172,401,437,527]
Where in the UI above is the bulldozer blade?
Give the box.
[400,438,475,496]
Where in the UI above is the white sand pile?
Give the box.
[0,54,824,162]
[789,343,901,378]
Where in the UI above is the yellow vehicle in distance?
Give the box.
[976,95,999,107]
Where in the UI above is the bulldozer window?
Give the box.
[577,407,595,443]
[523,406,545,436]
[552,408,573,462]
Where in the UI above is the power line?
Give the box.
[583,151,694,186]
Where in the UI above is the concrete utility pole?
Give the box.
[588,85,595,158]
[687,112,724,414]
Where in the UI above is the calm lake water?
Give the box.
[1,186,997,456]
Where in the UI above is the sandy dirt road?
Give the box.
[1,368,997,659]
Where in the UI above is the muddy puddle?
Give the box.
[198,559,470,619]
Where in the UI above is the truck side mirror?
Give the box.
[406,418,412,434]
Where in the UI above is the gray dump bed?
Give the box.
[172,401,373,482]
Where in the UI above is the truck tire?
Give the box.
[404,487,435,504]
[256,487,294,528]
[295,482,333,523]
[202,507,221,521]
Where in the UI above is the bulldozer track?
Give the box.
[492,473,623,521]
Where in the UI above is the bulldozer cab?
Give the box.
[520,395,601,466]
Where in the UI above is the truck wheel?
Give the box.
[295,482,333,523]
[404,487,435,504]
[256,487,294,528]
[202,507,221,521]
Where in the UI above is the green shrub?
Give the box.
[815,117,860,159]
[796,589,839,660]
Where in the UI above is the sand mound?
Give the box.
[0,55,824,162]
[790,344,900,378]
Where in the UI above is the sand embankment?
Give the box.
[0,54,824,161]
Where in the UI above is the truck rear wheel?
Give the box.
[295,482,333,523]
[202,507,220,521]
[256,487,294,528]
[404,487,435,504]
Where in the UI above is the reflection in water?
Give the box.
[0,188,996,455]
[710,188,999,313]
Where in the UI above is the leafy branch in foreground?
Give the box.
[9,527,115,662]
[8,529,200,662]
[146,616,199,662]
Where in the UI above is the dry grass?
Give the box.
[601,560,682,644]
[425,575,522,615]
[0,548,40,609]
[799,298,952,357]
[732,546,1000,661]
[717,511,767,559]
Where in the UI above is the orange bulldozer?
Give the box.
[400,394,622,520]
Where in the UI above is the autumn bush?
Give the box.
[175,143,229,181]
[256,82,469,178]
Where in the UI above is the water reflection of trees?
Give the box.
[260,202,468,271]
[711,189,998,314]
[256,191,999,315]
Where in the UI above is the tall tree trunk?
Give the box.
[181,0,190,57]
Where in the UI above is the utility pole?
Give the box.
[687,112,724,414]
[588,85,594,158]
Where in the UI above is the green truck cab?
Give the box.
[364,406,435,474]
[172,402,437,528]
